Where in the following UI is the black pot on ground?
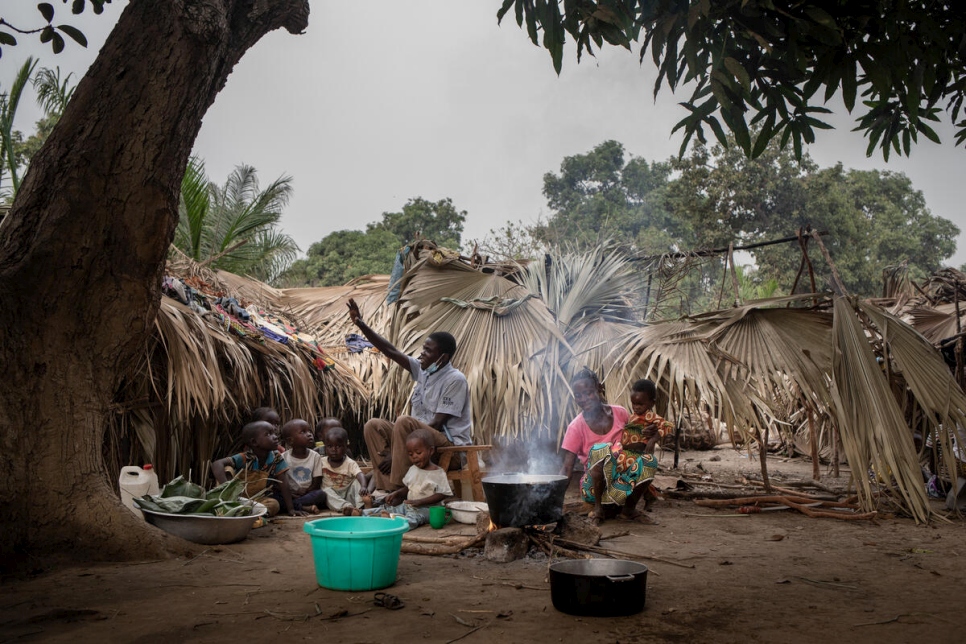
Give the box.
[549,559,648,616]
[481,473,568,527]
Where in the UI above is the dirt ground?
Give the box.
[3,446,965,644]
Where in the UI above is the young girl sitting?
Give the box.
[583,378,673,525]
[349,429,452,528]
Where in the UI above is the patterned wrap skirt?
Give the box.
[580,442,658,506]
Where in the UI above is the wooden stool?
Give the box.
[437,445,491,502]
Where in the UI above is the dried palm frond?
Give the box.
[282,275,392,346]
[214,269,286,312]
[388,255,569,445]
[515,245,638,332]
[859,301,966,497]
[882,262,914,300]
[906,303,963,345]
[829,297,929,521]
[701,296,835,410]
[567,319,638,396]
[280,276,393,421]
[607,318,761,448]
[918,267,966,304]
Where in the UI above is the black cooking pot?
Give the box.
[549,559,648,616]
[481,473,568,527]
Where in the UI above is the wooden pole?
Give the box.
[789,228,808,295]
[632,230,830,262]
[759,422,771,491]
[807,406,820,481]
[728,243,741,306]
[810,229,848,296]
[832,424,841,478]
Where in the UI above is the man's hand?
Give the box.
[377,453,392,475]
[347,298,362,326]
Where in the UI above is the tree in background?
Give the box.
[535,140,678,253]
[666,137,958,297]
[279,228,399,287]
[369,196,466,249]
[502,0,966,160]
[524,137,957,303]
[173,157,299,283]
[472,218,547,261]
[279,196,467,287]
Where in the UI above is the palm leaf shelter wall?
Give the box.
[118,241,966,522]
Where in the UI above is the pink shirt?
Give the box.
[561,405,629,465]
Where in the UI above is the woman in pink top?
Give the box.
[559,367,629,478]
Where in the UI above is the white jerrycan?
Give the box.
[119,464,160,515]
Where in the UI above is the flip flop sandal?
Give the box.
[373,592,405,610]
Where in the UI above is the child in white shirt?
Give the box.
[352,428,451,527]
[320,426,369,512]
[280,419,326,513]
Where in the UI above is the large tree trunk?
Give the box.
[0,0,309,569]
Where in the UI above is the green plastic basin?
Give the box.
[303,516,409,591]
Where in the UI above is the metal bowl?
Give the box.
[141,502,268,544]
[444,500,489,524]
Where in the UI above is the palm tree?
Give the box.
[0,57,38,200]
[173,157,299,282]
[33,67,76,117]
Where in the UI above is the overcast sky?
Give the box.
[4,1,966,265]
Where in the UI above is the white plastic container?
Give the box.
[119,464,160,516]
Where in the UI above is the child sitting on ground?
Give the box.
[314,417,341,456]
[583,378,674,525]
[311,426,369,513]
[251,406,284,453]
[315,417,377,497]
[211,421,302,517]
[280,419,328,513]
[350,429,451,528]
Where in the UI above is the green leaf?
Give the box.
[524,3,538,45]
[37,2,54,22]
[0,32,16,46]
[918,121,941,144]
[710,75,733,109]
[842,61,857,112]
[496,0,515,24]
[705,115,728,148]
[751,113,776,158]
[72,0,85,15]
[803,6,837,30]
[51,32,65,54]
[804,116,833,130]
[57,24,87,47]
[39,25,54,43]
[724,57,750,93]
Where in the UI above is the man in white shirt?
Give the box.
[347,298,473,491]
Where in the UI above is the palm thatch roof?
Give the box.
[280,275,395,421]
[106,259,366,485]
